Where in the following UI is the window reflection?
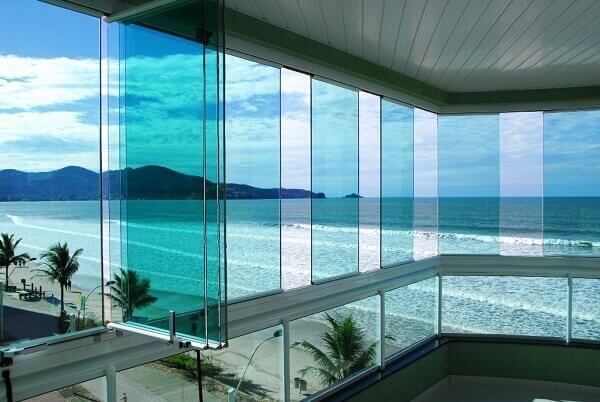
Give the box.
[359,92,381,272]
[281,68,312,290]
[414,108,438,260]
[290,296,379,400]
[544,110,600,257]
[381,100,414,266]
[572,278,600,340]
[226,54,281,298]
[311,80,359,282]
[438,115,500,255]
[442,276,567,337]
[202,325,284,401]
[500,112,543,256]
[385,277,437,357]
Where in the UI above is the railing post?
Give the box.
[105,365,116,402]
[437,273,443,337]
[567,274,573,345]
[283,319,290,402]
[379,289,386,371]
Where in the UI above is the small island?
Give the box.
[343,193,363,199]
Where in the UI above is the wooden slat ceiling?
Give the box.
[227,0,600,93]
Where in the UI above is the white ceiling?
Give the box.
[226,0,600,93]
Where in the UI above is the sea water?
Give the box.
[1,198,599,340]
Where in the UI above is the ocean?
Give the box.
[1,198,599,343]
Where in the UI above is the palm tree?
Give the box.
[110,268,157,320]
[35,243,82,314]
[0,233,31,289]
[293,313,389,387]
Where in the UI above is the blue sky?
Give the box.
[2,1,599,198]
[0,0,100,172]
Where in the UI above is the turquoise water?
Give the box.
[1,199,599,340]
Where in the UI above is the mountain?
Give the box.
[0,166,98,201]
[0,166,325,201]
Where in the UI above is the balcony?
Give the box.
[1,1,600,402]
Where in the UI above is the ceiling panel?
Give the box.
[403,0,449,78]
[378,0,406,68]
[229,0,600,92]
[412,0,469,81]
[361,0,384,63]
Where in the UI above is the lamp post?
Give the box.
[227,329,283,402]
[79,280,115,330]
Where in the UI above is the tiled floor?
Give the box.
[414,376,600,402]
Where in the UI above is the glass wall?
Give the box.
[290,296,379,400]
[311,80,359,282]
[0,0,102,345]
[359,92,381,272]
[544,110,600,257]
[438,115,500,255]
[381,100,414,266]
[500,112,543,256]
[116,352,200,401]
[226,54,281,298]
[203,325,284,401]
[110,0,225,345]
[281,68,312,290]
[385,276,437,357]
[442,276,567,338]
[414,109,438,260]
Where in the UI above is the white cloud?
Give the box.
[0,111,97,142]
[0,55,99,110]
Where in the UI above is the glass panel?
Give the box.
[226,54,280,298]
[110,0,225,344]
[0,0,102,345]
[543,110,600,257]
[311,80,359,282]
[205,32,226,343]
[381,100,414,266]
[281,68,311,290]
[359,92,381,272]
[414,108,438,260]
[25,377,107,401]
[438,115,500,255]
[202,325,284,401]
[500,112,543,256]
[385,276,437,357]
[117,352,200,401]
[290,296,379,400]
[572,278,600,340]
[442,276,567,337]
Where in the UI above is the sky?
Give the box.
[2,1,599,197]
[0,0,100,172]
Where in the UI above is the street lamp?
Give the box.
[78,280,115,330]
[227,329,283,402]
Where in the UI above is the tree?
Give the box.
[0,233,31,289]
[36,243,82,314]
[110,268,157,320]
[293,313,390,387]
